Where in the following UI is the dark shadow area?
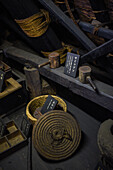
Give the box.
[55,83,113,122]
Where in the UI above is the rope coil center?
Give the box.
[33,110,81,160]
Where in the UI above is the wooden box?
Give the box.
[0,120,27,159]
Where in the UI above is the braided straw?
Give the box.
[33,110,81,160]
[15,9,50,37]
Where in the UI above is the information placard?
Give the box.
[64,52,80,77]
[41,95,58,114]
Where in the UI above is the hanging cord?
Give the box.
[15,9,50,37]
[54,0,65,4]
[54,0,94,24]
[64,0,78,26]
[54,0,79,25]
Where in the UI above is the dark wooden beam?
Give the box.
[81,38,113,63]
[4,46,113,113]
[37,0,96,51]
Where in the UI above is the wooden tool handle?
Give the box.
[87,76,97,91]
[38,61,50,68]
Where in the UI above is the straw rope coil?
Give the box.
[41,45,73,64]
[33,110,81,160]
[15,9,50,37]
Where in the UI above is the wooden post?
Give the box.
[24,66,42,99]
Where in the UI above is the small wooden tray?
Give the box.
[6,121,18,134]
[0,122,27,159]
[0,137,10,153]
[7,130,25,146]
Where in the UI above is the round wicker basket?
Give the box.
[26,95,67,124]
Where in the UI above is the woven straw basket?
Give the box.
[26,95,67,124]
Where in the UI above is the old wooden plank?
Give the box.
[81,38,113,63]
[5,46,113,112]
[39,66,113,112]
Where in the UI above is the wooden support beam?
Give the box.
[24,66,42,99]
[81,38,113,63]
[4,46,113,113]
[37,0,96,51]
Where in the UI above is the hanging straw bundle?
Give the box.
[0,0,62,53]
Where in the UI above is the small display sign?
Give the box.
[21,116,32,138]
[64,52,80,77]
[41,95,58,114]
[0,70,5,93]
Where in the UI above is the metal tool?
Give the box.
[38,52,60,68]
[79,66,98,92]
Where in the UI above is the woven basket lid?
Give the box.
[33,110,81,161]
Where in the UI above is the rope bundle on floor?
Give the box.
[33,110,81,160]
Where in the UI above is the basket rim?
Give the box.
[26,95,67,123]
